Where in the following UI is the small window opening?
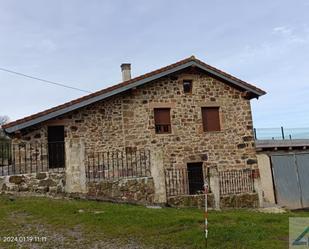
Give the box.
[125,146,137,153]
[183,80,192,93]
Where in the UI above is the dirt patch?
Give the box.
[257,207,287,214]
[5,211,147,249]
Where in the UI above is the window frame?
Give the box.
[201,106,221,132]
[183,80,193,94]
[154,108,172,134]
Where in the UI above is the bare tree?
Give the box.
[0,116,10,139]
[0,115,9,127]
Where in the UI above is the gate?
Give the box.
[271,153,309,209]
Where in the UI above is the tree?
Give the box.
[0,115,10,139]
[0,115,9,127]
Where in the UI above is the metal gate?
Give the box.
[271,153,309,209]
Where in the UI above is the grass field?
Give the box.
[0,195,308,249]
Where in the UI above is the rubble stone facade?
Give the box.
[0,172,65,194]
[87,177,155,204]
[14,68,258,172]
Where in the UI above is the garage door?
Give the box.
[271,153,309,209]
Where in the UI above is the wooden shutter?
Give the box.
[154,108,171,125]
[202,107,221,132]
[154,108,171,133]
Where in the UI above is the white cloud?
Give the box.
[272,25,307,44]
[273,26,292,35]
[221,26,309,68]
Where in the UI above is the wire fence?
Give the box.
[86,149,151,182]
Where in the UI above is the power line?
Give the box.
[0,67,91,93]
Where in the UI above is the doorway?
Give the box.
[47,126,65,169]
[187,162,204,194]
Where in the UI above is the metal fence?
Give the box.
[0,142,65,176]
[86,149,151,182]
[165,167,255,197]
[219,169,254,195]
[254,127,309,140]
[165,167,209,197]
[165,168,190,197]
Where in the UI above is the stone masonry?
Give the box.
[87,177,155,204]
[0,172,65,195]
[12,67,258,174]
[167,193,259,209]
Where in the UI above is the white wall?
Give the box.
[256,153,276,204]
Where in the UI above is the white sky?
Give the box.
[0,0,309,128]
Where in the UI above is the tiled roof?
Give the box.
[3,56,266,132]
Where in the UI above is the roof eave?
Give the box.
[4,60,265,134]
[194,62,266,96]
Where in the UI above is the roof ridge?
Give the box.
[3,56,195,129]
[3,56,266,131]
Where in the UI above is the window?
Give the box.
[154,108,171,134]
[201,107,221,132]
[183,80,192,93]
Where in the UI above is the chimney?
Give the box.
[121,63,131,81]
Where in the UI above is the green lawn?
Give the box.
[0,195,307,249]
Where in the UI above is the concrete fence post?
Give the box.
[209,167,220,210]
[256,154,275,205]
[254,175,264,208]
[65,138,87,193]
[150,149,167,204]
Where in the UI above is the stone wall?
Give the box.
[220,193,259,208]
[0,172,65,195]
[13,67,258,173]
[87,177,155,204]
[167,193,259,209]
[167,194,215,209]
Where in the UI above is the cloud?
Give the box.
[218,25,309,71]
[273,26,292,35]
[272,26,307,44]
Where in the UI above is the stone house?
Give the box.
[2,56,266,207]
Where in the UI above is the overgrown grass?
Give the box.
[0,195,308,249]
